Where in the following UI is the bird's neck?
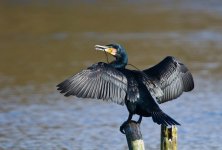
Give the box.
[110,56,128,69]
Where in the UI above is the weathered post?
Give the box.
[160,125,177,150]
[123,121,145,150]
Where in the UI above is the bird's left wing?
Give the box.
[57,62,128,105]
[143,56,194,104]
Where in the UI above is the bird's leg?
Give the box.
[137,115,143,124]
[120,113,133,134]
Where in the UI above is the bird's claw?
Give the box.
[119,121,129,134]
[120,120,142,134]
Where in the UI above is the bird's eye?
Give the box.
[112,46,118,51]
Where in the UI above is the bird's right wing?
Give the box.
[143,56,194,104]
[57,62,128,105]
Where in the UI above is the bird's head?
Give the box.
[95,44,127,59]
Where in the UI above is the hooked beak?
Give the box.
[95,45,117,56]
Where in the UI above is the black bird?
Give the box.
[57,44,194,134]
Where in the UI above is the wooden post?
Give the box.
[160,125,177,150]
[123,121,145,150]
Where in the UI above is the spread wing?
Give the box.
[57,62,128,105]
[143,56,194,104]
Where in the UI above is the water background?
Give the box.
[0,0,222,149]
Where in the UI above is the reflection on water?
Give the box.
[0,0,222,150]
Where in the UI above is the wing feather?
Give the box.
[143,56,194,103]
[57,62,128,105]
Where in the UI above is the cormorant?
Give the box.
[57,44,194,134]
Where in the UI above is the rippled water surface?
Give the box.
[0,0,222,150]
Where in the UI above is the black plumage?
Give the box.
[57,62,127,105]
[143,56,194,103]
[57,44,194,133]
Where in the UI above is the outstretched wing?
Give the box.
[143,56,194,104]
[57,62,128,105]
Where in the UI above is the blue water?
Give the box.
[0,77,221,150]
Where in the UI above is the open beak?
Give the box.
[95,45,117,56]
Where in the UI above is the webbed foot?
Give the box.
[119,121,129,134]
[120,113,133,134]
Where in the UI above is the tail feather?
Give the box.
[151,111,180,126]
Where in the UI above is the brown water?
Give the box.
[0,1,222,150]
